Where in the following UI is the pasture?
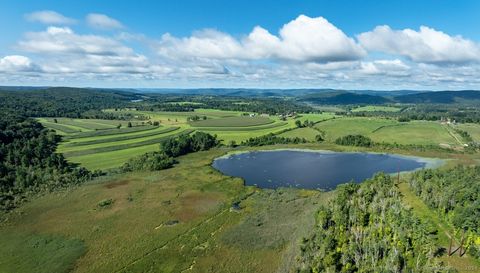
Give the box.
[278,127,321,141]
[315,117,458,146]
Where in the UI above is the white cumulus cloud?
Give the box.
[157,15,365,63]
[358,25,480,64]
[86,13,124,30]
[0,55,40,72]
[24,10,76,25]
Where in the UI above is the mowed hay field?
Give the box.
[0,149,330,273]
[315,117,458,146]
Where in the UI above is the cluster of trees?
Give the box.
[335,134,373,147]
[121,132,219,171]
[0,115,92,212]
[297,173,450,272]
[242,133,307,146]
[295,119,315,128]
[454,129,473,142]
[187,115,207,122]
[410,166,480,259]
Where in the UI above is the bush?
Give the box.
[97,198,114,208]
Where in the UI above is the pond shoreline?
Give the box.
[212,148,446,190]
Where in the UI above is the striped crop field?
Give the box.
[38,110,336,170]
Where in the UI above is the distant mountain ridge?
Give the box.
[2,86,480,105]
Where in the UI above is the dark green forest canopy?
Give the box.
[0,87,140,118]
[0,115,92,212]
[410,166,480,259]
[298,173,451,272]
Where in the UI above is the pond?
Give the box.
[212,149,440,190]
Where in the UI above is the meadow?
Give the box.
[0,149,331,273]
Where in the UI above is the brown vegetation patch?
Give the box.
[174,191,224,222]
[104,179,130,189]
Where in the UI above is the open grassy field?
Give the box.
[0,149,331,273]
[351,105,402,112]
[314,117,397,141]
[278,127,321,141]
[315,117,457,146]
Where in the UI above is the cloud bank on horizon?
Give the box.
[1,11,480,89]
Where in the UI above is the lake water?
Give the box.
[212,149,433,190]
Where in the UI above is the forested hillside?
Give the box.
[0,87,140,118]
[0,115,92,212]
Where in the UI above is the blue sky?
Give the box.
[1,0,480,89]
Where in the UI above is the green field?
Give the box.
[314,117,457,146]
[37,112,465,170]
[0,149,330,273]
[351,105,402,112]
[456,123,480,142]
[278,127,321,141]
[39,110,327,169]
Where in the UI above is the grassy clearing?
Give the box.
[278,127,320,141]
[191,116,273,127]
[314,117,397,141]
[351,105,402,112]
[0,149,330,273]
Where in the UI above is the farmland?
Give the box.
[37,110,337,169]
[37,111,471,170]
[314,117,460,146]
[3,87,480,273]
